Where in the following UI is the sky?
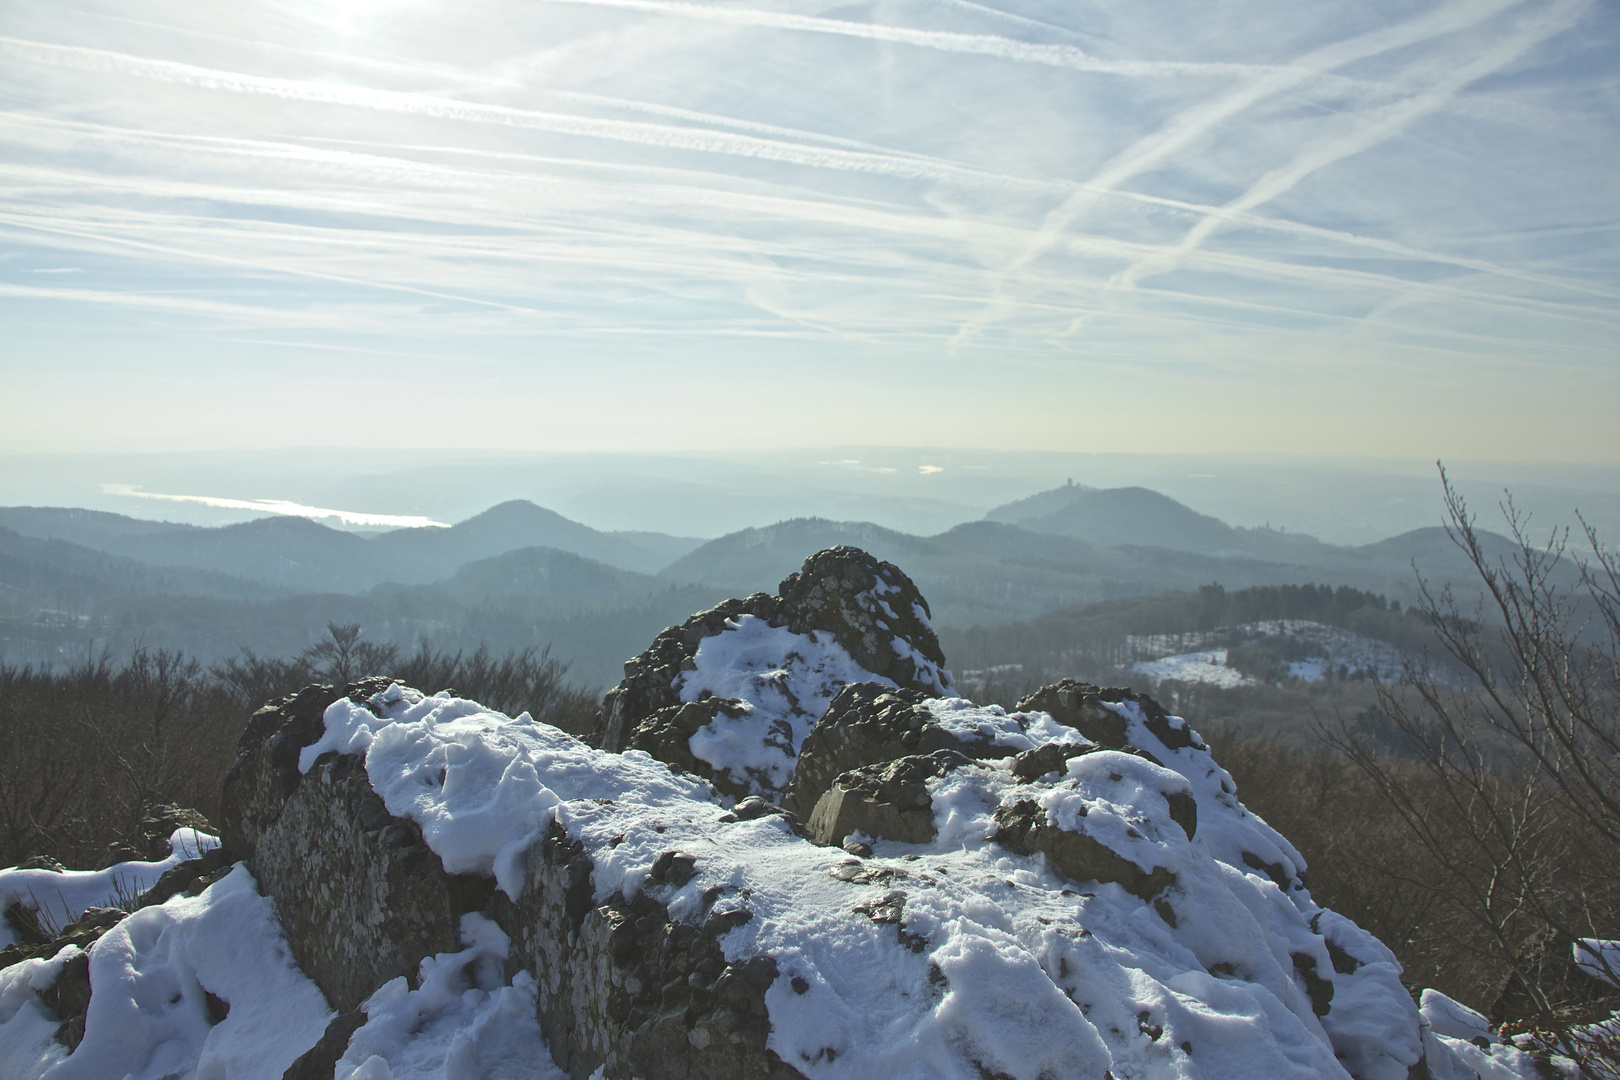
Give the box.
[1,0,1617,460]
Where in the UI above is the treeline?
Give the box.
[0,626,599,870]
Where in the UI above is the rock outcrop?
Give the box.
[0,545,1571,1080]
[599,547,953,799]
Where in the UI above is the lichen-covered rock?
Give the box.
[497,821,800,1080]
[804,749,974,849]
[599,547,954,800]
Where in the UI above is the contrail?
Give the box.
[532,0,1280,79]
[949,0,1527,348]
[0,36,1056,192]
[1105,0,1593,296]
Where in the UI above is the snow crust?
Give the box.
[673,615,895,794]
[0,829,219,949]
[0,865,330,1080]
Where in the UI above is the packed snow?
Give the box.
[0,865,330,1080]
[335,914,562,1080]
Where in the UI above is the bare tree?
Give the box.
[1333,468,1620,1074]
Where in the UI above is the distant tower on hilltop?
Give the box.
[1066,478,1073,486]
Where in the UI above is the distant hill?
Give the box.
[0,502,701,589]
[0,491,1560,688]
[985,484,1328,559]
[660,519,936,593]
[440,546,658,606]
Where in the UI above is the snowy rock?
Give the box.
[804,749,976,848]
[221,680,500,1013]
[782,683,1010,818]
[600,547,952,800]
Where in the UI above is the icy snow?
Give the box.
[0,828,220,949]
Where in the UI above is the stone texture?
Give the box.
[219,678,495,1014]
[783,684,1007,818]
[598,547,951,798]
[221,679,806,1080]
[993,799,1176,905]
[496,821,802,1080]
[804,750,973,849]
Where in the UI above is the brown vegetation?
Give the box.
[0,626,597,870]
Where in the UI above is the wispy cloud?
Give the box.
[1,0,1613,458]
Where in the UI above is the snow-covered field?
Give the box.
[1128,621,1411,689]
[1131,649,1255,688]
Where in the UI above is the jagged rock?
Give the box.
[1014,680,1131,748]
[496,821,800,1080]
[783,683,1008,817]
[993,799,1176,905]
[220,678,496,1013]
[599,547,953,799]
[804,749,974,848]
[775,546,948,689]
[1014,679,1197,757]
[138,804,215,861]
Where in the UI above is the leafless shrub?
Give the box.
[1326,469,1620,1075]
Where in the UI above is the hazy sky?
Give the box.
[2,0,1616,459]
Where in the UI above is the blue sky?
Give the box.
[2,0,1616,459]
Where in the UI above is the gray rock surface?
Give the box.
[782,683,1007,818]
[220,679,803,1079]
[496,822,800,1080]
[804,749,974,848]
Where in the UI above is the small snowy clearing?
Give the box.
[1133,649,1255,688]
